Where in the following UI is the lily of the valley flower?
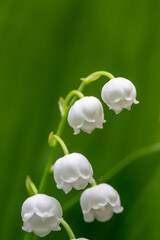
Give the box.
[21,194,63,237]
[101,77,139,114]
[80,183,123,222]
[68,96,106,134]
[53,153,94,193]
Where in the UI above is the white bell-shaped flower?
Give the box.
[21,194,63,237]
[68,96,106,134]
[53,153,94,194]
[101,77,139,114]
[80,183,123,222]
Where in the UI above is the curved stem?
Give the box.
[49,132,69,155]
[81,71,115,84]
[63,90,84,113]
[62,142,160,212]
[61,219,76,239]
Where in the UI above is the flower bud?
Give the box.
[68,96,106,134]
[21,194,63,237]
[101,77,139,114]
[53,153,94,194]
[80,183,123,222]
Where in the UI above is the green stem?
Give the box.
[62,142,160,212]
[61,219,76,239]
[81,71,115,83]
[49,132,69,155]
[38,81,87,194]
[38,116,69,194]
[63,90,84,113]
[68,81,87,107]
[38,147,55,193]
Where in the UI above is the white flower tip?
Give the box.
[115,109,122,114]
[64,189,72,194]
[55,226,61,231]
[120,206,124,212]
[134,99,139,104]
[73,132,78,135]
[73,128,80,135]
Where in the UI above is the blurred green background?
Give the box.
[0,0,160,240]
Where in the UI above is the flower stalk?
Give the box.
[80,71,115,83]
[63,90,84,114]
[61,219,76,239]
[48,132,69,155]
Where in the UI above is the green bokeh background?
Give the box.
[0,0,160,240]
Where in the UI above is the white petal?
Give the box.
[80,185,109,212]
[84,210,95,222]
[68,103,84,128]
[73,178,89,190]
[22,222,32,232]
[134,99,139,104]
[23,212,34,222]
[33,228,51,237]
[61,182,72,194]
[73,127,80,135]
[113,205,124,213]
[80,97,103,122]
[94,204,113,222]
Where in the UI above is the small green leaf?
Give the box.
[58,97,65,116]
[26,175,38,196]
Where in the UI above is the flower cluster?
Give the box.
[21,71,139,240]
[68,77,138,134]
